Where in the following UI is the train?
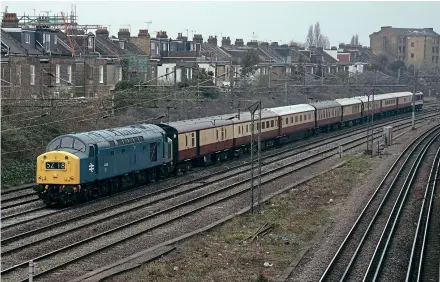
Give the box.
[35,91,424,206]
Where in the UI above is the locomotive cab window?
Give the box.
[61,137,74,148]
[74,139,86,152]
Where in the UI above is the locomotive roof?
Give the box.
[59,124,165,147]
[309,100,341,109]
[335,98,362,106]
[267,104,315,115]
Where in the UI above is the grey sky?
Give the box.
[3,1,440,47]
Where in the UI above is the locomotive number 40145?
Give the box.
[45,162,66,170]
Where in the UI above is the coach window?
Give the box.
[191,133,195,147]
[266,121,269,128]
[295,116,298,123]
[262,122,266,129]
[300,115,303,122]
[221,128,225,140]
[216,130,219,140]
[238,126,241,134]
[246,124,249,133]
[185,135,188,147]
[271,120,274,127]
[308,113,311,120]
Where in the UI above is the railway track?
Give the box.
[318,124,440,282]
[405,146,440,282]
[2,109,438,224]
[2,118,439,282]
[2,109,436,230]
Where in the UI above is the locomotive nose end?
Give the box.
[36,151,81,185]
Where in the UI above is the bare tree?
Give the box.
[306,25,314,47]
[314,22,322,47]
[350,34,360,45]
[306,21,331,49]
[320,35,331,49]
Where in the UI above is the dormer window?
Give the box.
[119,41,124,49]
[88,37,94,49]
[43,33,51,51]
[25,34,30,44]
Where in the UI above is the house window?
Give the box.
[30,65,35,85]
[411,42,415,47]
[67,65,72,84]
[56,64,60,84]
[411,53,415,58]
[118,67,122,81]
[25,34,30,44]
[119,41,124,49]
[16,65,21,85]
[88,37,93,48]
[99,65,104,84]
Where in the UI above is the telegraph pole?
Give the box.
[248,100,262,213]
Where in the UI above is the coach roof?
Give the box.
[267,104,315,116]
[335,98,363,106]
[309,100,341,109]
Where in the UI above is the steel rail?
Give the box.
[363,131,440,282]
[406,146,440,281]
[318,124,440,282]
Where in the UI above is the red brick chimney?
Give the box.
[1,13,19,28]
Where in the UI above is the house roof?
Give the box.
[1,29,27,55]
[201,43,232,61]
[392,28,440,37]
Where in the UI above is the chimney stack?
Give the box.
[1,13,19,28]
[96,27,109,38]
[221,36,231,48]
[138,29,150,38]
[235,38,244,47]
[118,28,131,41]
[246,40,258,47]
[208,35,218,46]
[193,34,203,44]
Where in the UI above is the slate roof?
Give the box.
[1,29,27,55]
[201,43,232,61]
[392,28,440,37]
